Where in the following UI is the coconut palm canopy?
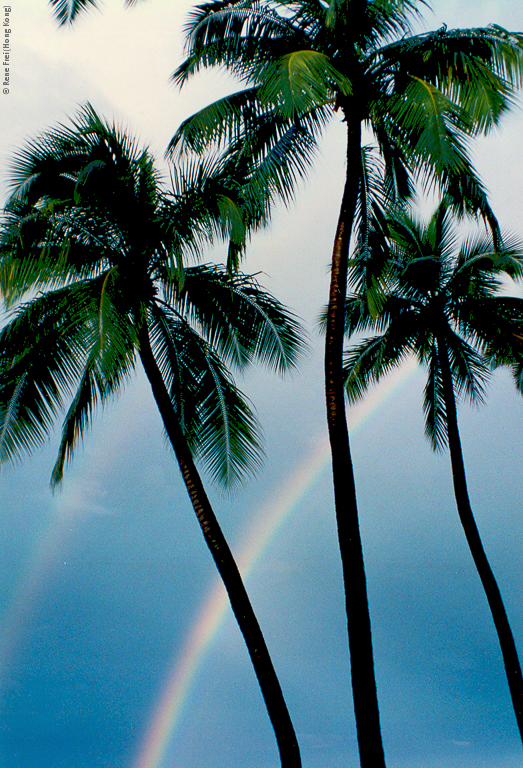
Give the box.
[0,105,304,487]
[1,3,523,768]
[343,198,523,445]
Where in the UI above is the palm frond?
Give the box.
[48,0,99,25]
[444,327,489,405]
[379,25,523,130]
[481,297,523,393]
[462,296,523,369]
[422,346,447,451]
[174,1,302,86]
[257,50,351,118]
[50,310,137,486]
[168,88,264,157]
[48,0,147,25]
[383,77,472,177]
[173,264,306,373]
[0,202,118,306]
[148,302,263,486]
[0,256,144,479]
[354,0,424,47]
[0,287,88,463]
[343,329,412,404]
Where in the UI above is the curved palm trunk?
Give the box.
[137,325,301,768]
[325,120,386,767]
[437,337,523,743]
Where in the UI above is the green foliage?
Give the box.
[0,106,305,486]
[48,0,144,26]
[343,198,523,450]
[170,0,523,243]
[257,50,352,118]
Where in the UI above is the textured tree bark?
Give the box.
[325,119,387,768]
[438,336,523,744]
[138,324,302,768]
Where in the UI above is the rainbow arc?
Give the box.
[132,357,420,768]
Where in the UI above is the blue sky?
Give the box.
[1,2,523,768]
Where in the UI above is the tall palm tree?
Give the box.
[166,2,523,764]
[343,197,523,743]
[41,1,523,762]
[0,105,305,767]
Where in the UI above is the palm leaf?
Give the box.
[343,331,412,404]
[168,89,264,156]
[381,25,523,129]
[50,274,138,486]
[148,303,262,486]
[48,0,99,24]
[0,287,88,462]
[51,336,136,486]
[422,345,448,450]
[257,50,351,118]
[444,327,489,404]
[174,1,301,86]
[175,264,306,373]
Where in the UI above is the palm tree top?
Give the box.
[173,1,523,117]
[343,197,523,450]
[167,0,523,244]
[0,105,306,487]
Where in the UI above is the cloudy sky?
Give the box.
[1,2,523,768]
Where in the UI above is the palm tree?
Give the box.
[166,2,523,763]
[342,197,523,743]
[40,1,523,762]
[0,105,305,767]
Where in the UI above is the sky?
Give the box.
[1,1,523,768]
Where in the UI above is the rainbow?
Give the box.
[132,357,420,768]
[0,388,151,693]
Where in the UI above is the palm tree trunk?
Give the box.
[325,119,386,767]
[137,324,302,768]
[437,337,523,743]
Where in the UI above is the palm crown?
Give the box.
[170,0,523,227]
[344,198,523,447]
[0,105,304,487]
